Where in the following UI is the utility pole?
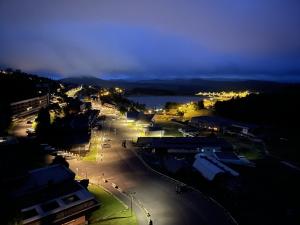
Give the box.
[130,195,133,216]
[129,192,136,216]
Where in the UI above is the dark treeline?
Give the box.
[0,69,58,103]
[215,85,300,162]
[34,97,93,148]
[0,69,59,135]
[215,86,300,129]
[61,76,291,94]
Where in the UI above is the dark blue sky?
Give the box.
[1,0,300,81]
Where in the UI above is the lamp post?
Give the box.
[129,192,136,216]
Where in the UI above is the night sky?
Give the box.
[1,0,300,81]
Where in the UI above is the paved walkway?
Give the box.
[69,115,237,225]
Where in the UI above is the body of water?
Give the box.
[128,95,204,108]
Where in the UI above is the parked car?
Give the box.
[102,143,111,148]
[26,128,36,136]
[0,137,7,143]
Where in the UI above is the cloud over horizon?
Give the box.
[0,0,300,80]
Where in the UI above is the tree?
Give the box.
[48,103,62,114]
[0,102,12,135]
[35,107,51,136]
[176,110,184,117]
[118,105,127,115]
[85,102,92,110]
[197,100,205,110]
[165,102,179,110]
[65,98,82,114]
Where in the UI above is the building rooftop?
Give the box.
[11,165,75,199]
[10,165,81,210]
[8,165,99,224]
[193,154,239,181]
[21,187,97,224]
[137,137,232,150]
[191,116,257,129]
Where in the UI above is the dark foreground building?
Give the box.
[9,165,99,225]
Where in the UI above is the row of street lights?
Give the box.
[76,111,153,224]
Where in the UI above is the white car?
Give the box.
[26,128,36,134]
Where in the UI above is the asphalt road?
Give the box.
[10,115,36,137]
[69,107,236,225]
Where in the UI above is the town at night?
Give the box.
[1,1,300,225]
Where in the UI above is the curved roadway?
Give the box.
[69,113,236,225]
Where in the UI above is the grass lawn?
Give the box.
[88,184,137,225]
[50,111,56,124]
[154,121,184,137]
[182,109,212,120]
[66,87,82,98]
[83,132,100,162]
[222,134,265,160]
[153,109,213,122]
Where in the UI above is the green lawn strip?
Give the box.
[239,150,263,160]
[155,121,184,137]
[183,109,212,120]
[83,134,100,161]
[222,134,264,160]
[88,184,137,225]
[83,143,98,161]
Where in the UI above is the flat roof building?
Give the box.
[190,116,257,136]
[9,165,99,225]
[200,148,255,167]
[137,137,232,152]
[146,126,165,137]
[10,94,50,118]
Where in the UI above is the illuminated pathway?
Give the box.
[69,113,237,225]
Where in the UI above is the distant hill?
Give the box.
[60,76,296,95]
[61,76,117,87]
[0,69,59,103]
[0,69,60,134]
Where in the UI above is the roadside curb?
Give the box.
[87,176,151,225]
[92,182,129,209]
[109,180,152,224]
[128,145,239,225]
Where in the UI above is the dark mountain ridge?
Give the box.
[60,76,297,94]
